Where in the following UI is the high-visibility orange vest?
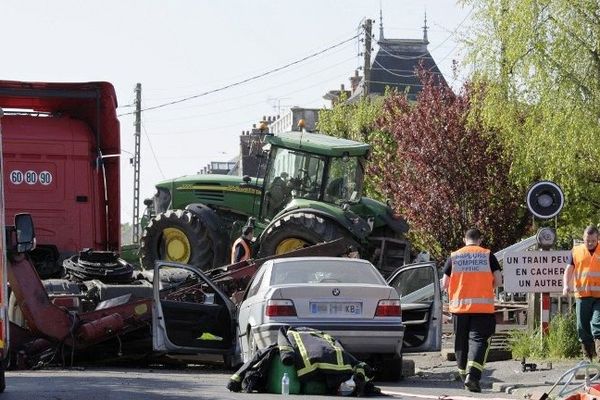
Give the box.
[572,244,600,298]
[448,245,495,314]
[231,237,251,264]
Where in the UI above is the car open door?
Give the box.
[387,262,442,352]
[152,261,240,366]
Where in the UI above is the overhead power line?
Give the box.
[141,122,165,179]
[144,55,358,123]
[118,34,360,117]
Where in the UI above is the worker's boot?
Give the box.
[582,342,596,361]
[464,374,481,393]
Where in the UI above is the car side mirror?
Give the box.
[14,213,36,253]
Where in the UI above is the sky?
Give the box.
[0,1,472,241]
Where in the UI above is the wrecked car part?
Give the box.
[8,253,152,356]
[63,249,134,283]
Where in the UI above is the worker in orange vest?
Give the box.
[231,219,255,264]
[563,225,600,361]
[442,228,502,393]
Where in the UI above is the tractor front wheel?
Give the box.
[258,213,349,257]
[140,209,214,270]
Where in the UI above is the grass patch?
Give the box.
[546,313,580,359]
[508,313,580,360]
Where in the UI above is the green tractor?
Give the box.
[140,131,410,276]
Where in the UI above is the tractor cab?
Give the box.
[260,132,368,221]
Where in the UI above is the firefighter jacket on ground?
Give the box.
[448,245,495,314]
[227,345,278,393]
[227,327,377,395]
[572,244,600,298]
[231,237,251,264]
[279,327,361,383]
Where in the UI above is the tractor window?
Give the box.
[324,156,364,204]
[262,147,325,220]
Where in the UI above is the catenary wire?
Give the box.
[141,122,166,179]
[118,34,359,117]
[141,27,363,94]
[143,56,358,123]
[141,40,357,103]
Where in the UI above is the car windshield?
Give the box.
[270,259,385,285]
[323,156,364,204]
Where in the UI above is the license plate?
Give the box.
[310,302,362,315]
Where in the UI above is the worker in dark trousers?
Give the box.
[231,219,255,264]
[563,225,600,361]
[442,228,502,393]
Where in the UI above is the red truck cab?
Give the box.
[0,81,121,277]
[0,108,37,392]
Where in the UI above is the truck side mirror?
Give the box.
[14,213,36,253]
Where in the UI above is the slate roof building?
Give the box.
[326,12,447,104]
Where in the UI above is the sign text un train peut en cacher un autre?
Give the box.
[502,251,571,293]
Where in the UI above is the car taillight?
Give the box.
[265,299,297,317]
[375,299,401,317]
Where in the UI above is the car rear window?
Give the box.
[270,259,385,285]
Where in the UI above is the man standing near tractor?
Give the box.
[231,218,255,263]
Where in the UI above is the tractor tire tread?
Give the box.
[140,209,214,270]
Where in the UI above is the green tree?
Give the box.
[318,93,390,200]
[318,71,526,259]
[461,0,600,237]
[373,71,526,259]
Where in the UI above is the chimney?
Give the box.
[350,69,361,92]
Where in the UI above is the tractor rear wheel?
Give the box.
[140,209,214,270]
[258,213,349,257]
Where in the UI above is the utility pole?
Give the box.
[363,18,373,98]
[132,83,141,244]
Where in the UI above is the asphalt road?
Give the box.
[1,349,590,400]
[1,362,517,400]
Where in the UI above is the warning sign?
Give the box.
[503,251,571,293]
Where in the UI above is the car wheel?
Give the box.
[246,329,258,362]
[378,356,403,382]
[223,353,241,371]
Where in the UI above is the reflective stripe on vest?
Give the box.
[448,245,495,314]
[576,271,600,279]
[448,298,495,308]
[573,244,600,298]
[231,238,251,264]
[289,330,352,377]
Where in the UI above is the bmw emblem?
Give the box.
[332,288,340,296]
